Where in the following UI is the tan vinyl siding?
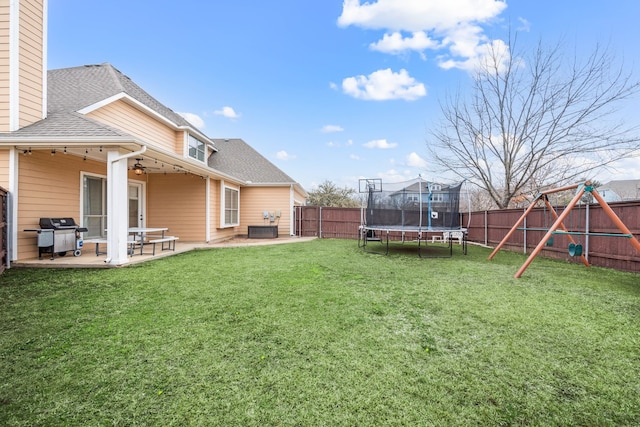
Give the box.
[0,2,11,132]
[240,186,292,236]
[293,187,306,205]
[0,149,9,188]
[175,132,185,157]
[146,173,207,241]
[87,100,179,154]
[18,0,44,127]
[208,179,237,241]
[17,151,106,260]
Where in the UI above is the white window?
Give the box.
[188,135,206,162]
[82,174,107,238]
[223,186,239,226]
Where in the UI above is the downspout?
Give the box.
[104,145,146,263]
[111,145,147,165]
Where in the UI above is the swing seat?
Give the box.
[545,236,554,247]
[568,243,583,256]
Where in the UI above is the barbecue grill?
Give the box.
[24,218,88,260]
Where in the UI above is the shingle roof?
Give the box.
[602,179,640,201]
[48,63,191,127]
[1,112,131,138]
[0,63,192,139]
[208,138,296,184]
[0,63,304,190]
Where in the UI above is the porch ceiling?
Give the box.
[4,141,242,183]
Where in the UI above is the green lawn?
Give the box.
[1,239,638,426]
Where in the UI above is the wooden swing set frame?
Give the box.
[488,181,640,278]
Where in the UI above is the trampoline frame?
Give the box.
[357,225,467,258]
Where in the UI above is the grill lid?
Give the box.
[39,217,80,229]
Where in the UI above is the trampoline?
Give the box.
[357,177,468,257]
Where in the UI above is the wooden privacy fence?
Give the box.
[294,202,640,273]
[294,206,362,239]
[0,186,8,275]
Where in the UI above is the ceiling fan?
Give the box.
[130,158,146,175]
[129,158,171,175]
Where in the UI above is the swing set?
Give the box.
[489,181,640,278]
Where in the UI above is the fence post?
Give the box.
[318,206,322,239]
[484,210,488,246]
[0,187,8,273]
[585,203,590,261]
[523,214,527,253]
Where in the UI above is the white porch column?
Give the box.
[205,177,211,242]
[9,147,18,262]
[106,150,130,265]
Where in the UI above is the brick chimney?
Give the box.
[0,0,47,132]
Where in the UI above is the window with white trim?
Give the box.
[431,193,444,202]
[188,135,206,162]
[82,174,107,238]
[223,187,239,226]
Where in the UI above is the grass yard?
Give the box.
[1,239,639,426]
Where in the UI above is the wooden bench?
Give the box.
[147,236,179,255]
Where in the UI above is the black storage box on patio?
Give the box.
[248,225,278,239]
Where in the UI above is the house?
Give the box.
[388,179,460,207]
[0,0,306,266]
[599,180,640,202]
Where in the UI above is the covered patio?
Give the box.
[11,236,316,269]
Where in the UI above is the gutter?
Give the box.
[110,144,147,164]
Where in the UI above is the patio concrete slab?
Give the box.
[11,236,317,269]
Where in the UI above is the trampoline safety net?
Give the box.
[359,177,462,230]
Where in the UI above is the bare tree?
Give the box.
[429,35,640,209]
[306,180,360,207]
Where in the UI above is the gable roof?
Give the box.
[208,138,297,185]
[49,63,191,127]
[0,63,305,192]
[0,63,196,140]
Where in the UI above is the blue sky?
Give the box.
[47,0,640,191]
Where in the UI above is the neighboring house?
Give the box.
[0,0,306,266]
[599,180,640,202]
[388,180,458,207]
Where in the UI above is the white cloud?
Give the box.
[363,138,398,149]
[338,0,507,69]
[178,112,205,129]
[337,0,506,31]
[517,17,531,32]
[327,141,339,147]
[321,124,344,133]
[438,32,510,73]
[370,31,440,56]
[350,153,360,160]
[276,150,296,160]
[342,68,426,101]
[406,152,428,168]
[600,156,640,182]
[346,139,354,146]
[377,168,415,182]
[214,106,241,119]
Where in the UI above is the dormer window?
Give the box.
[188,135,206,162]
